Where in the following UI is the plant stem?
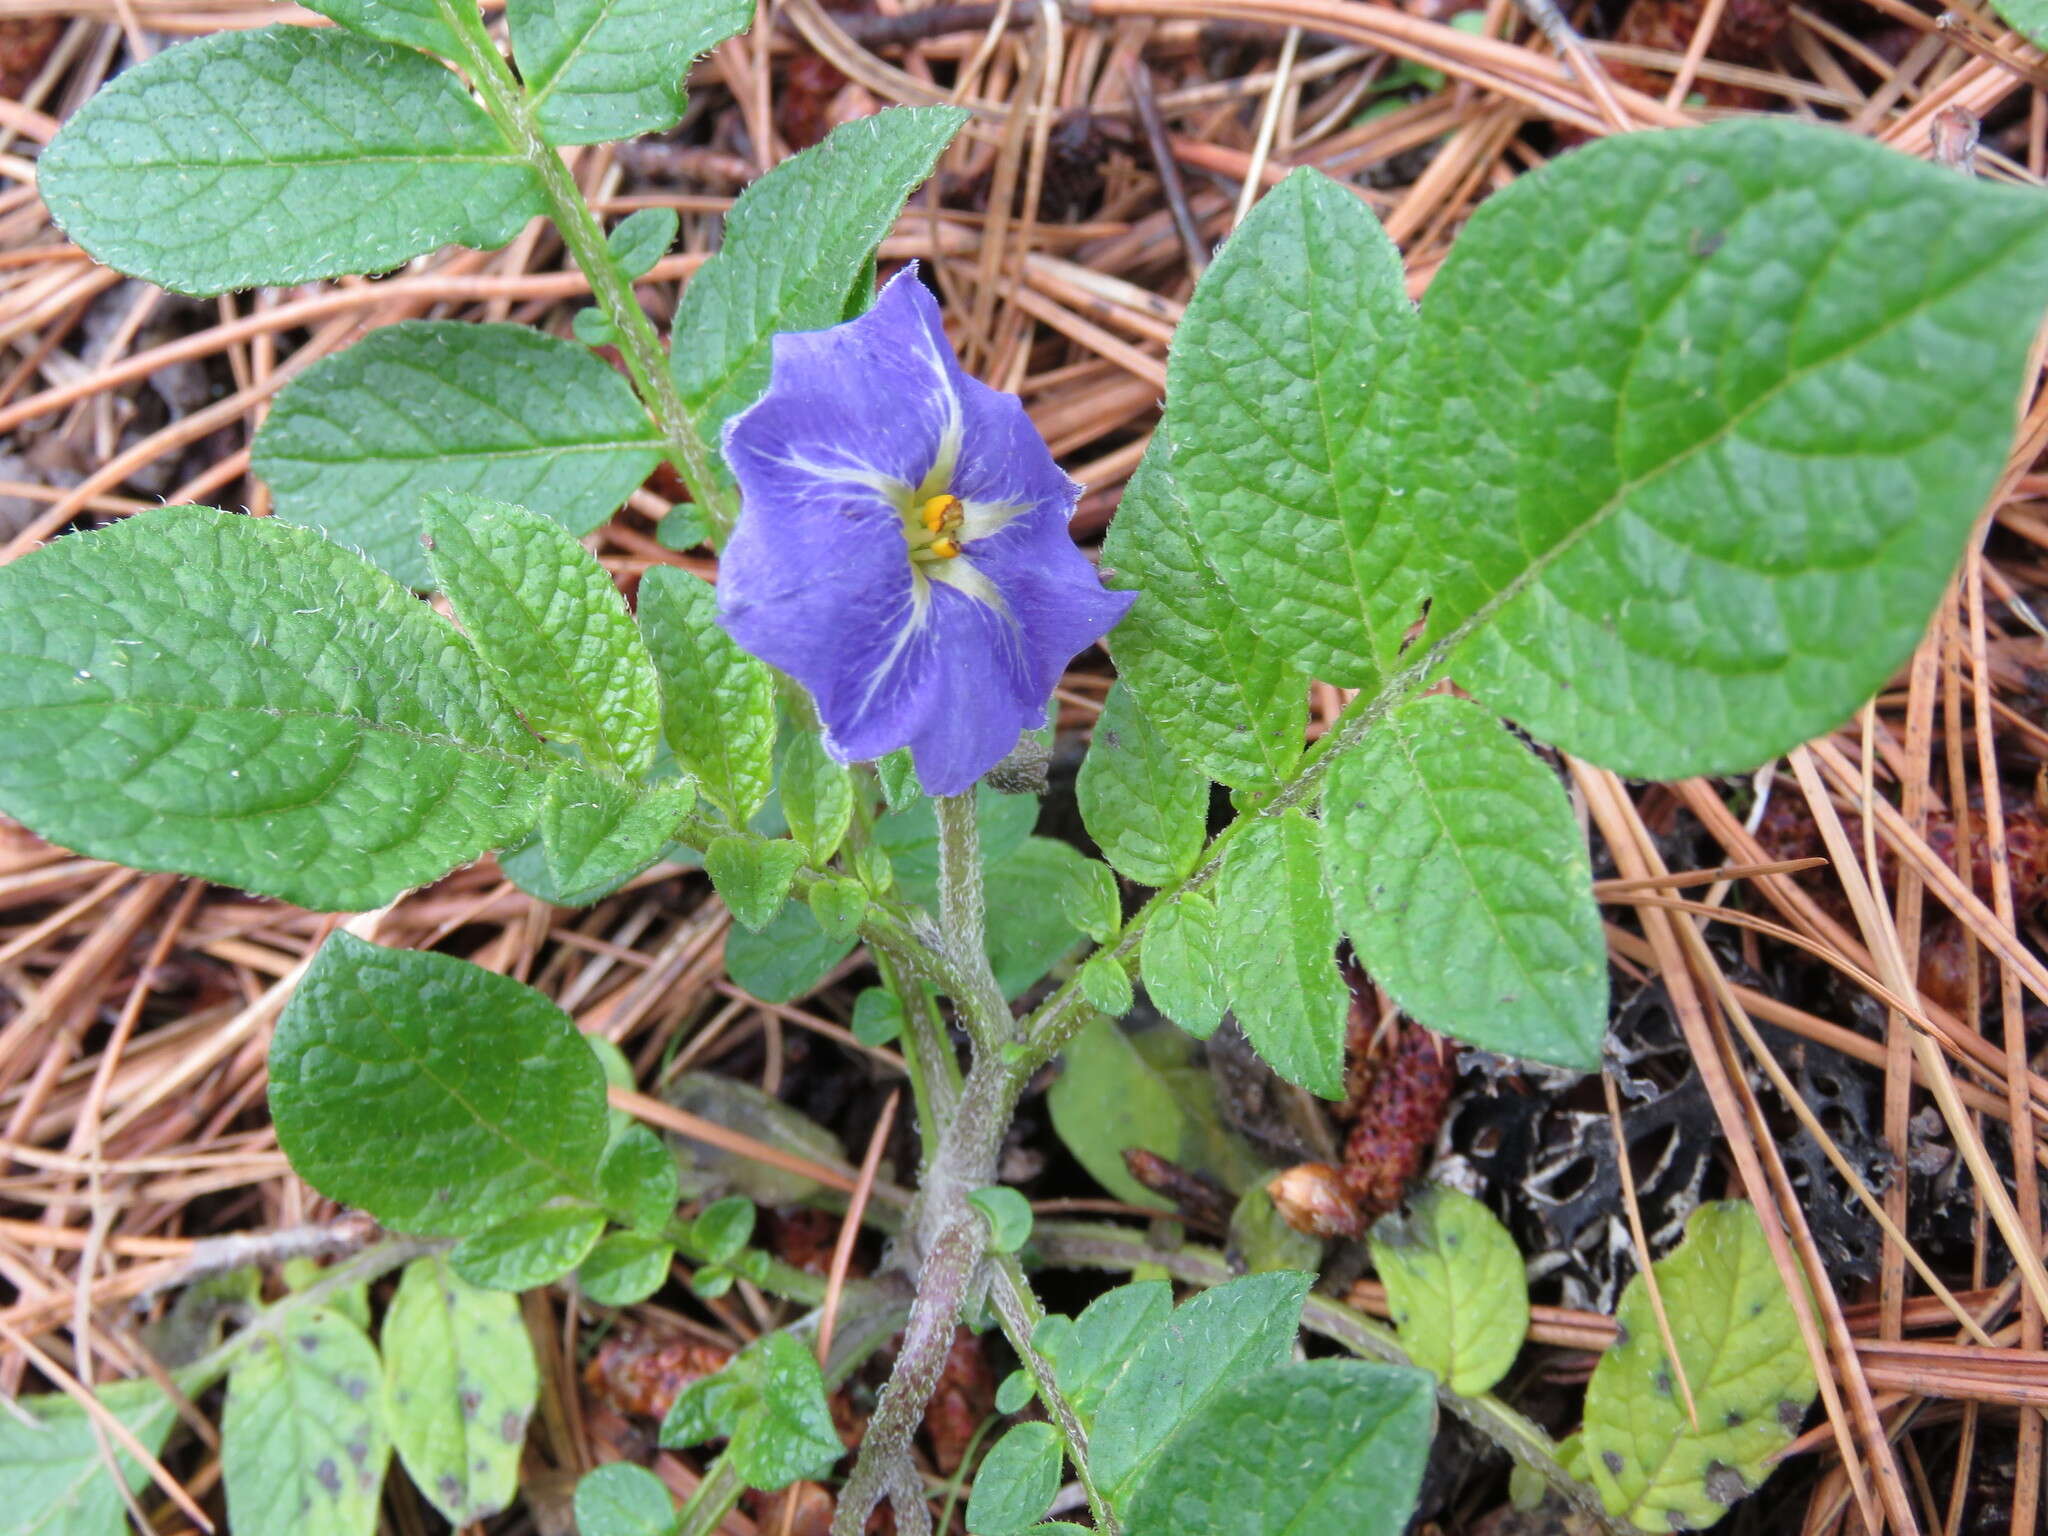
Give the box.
[1031,1221,1622,1532]
[988,1254,1118,1532]
[431,0,738,540]
[933,792,1014,1051]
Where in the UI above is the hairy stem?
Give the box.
[432,0,738,540]
[933,792,1015,1051]
[988,1254,1118,1532]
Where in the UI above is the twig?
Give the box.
[1125,58,1208,277]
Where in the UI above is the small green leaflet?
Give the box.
[1,1378,178,1536]
[1166,168,1419,687]
[1060,857,1121,943]
[808,877,868,942]
[671,107,966,448]
[1076,682,1208,888]
[581,1233,675,1305]
[38,28,543,295]
[0,507,550,912]
[1581,1202,1818,1531]
[536,774,696,907]
[598,1124,683,1232]
[1139,894,1227,1039]
[1119,1361,1435,1536]
[381,1257,540,1527]
[452,1206,608,1291]
[690,1196,757,1264]
[658,1331,843,1492]
[270,935,611,1236]
[966,1185,1034,1254]
[1088,1270,1312,1500]
[1991,0,2048,47]
[967,1421,1062,1535]
[1322,695,1607,1070]
[705,836,805,931]
[1102,441,1309,791]
[1368,1184,1528,1397]
[781,730,856,864]
[639,566,777,824]
[300,0,459,55]
[1049,1279,1172,1424]
[426,496,663,772]
[1079,954,1135,1016]
[609,208,680,280]
[574,1462,679,1536]
[257,323,660,588]
[1214,810,1348,1097]
[511,0,753,146]
[1229,1186,1324,1275]
[223,1309,391,1536]
[1408,119,2048,778]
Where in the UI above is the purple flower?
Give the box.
[717,266,1134,796]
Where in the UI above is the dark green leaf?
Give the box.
[1076,683,1209,889]
[639,566,776,823]
[1139,895,1226,1039]
[1215,810,1347,1097]
[451,1206,608,1291]
[511,0,752,147]
[598,1125,682,1232]
[1054,1280,1173,1422]
[984,837,1093,999]
[723,899,856,1005]
[690,1197,757,1265]
[967,1422,1061,1535]
[300,0,458,54]
[851,987,905,1046]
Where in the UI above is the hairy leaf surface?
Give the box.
[300,0,459,54]
[638,566,776,824]
[511,0,752,145]
[1138,895,1227,1039]
[1215,810,1347,1097]
[536,774,695,906]
[1076,682,1208,888]
[658,1331,842,1492]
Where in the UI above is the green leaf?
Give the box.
[223,1309,390,1536]
[874,786,1038,904]
[574,1463,678,1536]
[425,496,662,771]
[1139,895,1227,1039]
[451,1206,608,1291]
[690,1197,757,1264]
[875,748,921,810]
[1,1379,178,1536]
[270,934,610,1236]
[1102,442,1309,790]
[1992,0,2048,47]
[1229,1186,1324,1276]
[639,566,777,823]
[256,322,661,588]
[1052,1280,1173,1423]
[598,1124,682,1232]
[1089,1271,1312,1500]
[382,1256,538,1526]
[536,774,695,907]
[1119,1361,1434,1536]
[967,1422,1062,1536]
[1076,683,1209,888]
[300,0,458,55]
[1214,810,1347,1098]
[724,899,856,1004]
[1368,1184,1528,1396]
[1078,956,1135,1017]
[658,1331,843,1492]
[1165,169,1419,687]
[0,507,550,912]
[1060,858,1122,944]
[706,836,805,931]
[994,1370,1034,1416]
[1047,1018,1264,1212]
[671,107,966,447]
[609,208,680,280]
[984,837,1093,999]
[1581,1202,1818,1531]
[38,28,542,296]
[966,1186,1034,1254]
[574,307,622,347]
[1408,118,2048,778]
[511,0,752,147]
[807,877,868,942]
[1323,696,1606,1070]
[581,1233,675,1305]
[781,731,856,864]
[850,987,904,1046]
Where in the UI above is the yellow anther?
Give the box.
[919,493,962,536]
[929,537,960,559]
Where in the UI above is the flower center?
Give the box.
[906,492,964,563]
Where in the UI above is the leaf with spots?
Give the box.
[1368,1183,1528,1397]
[1581,1201,1818,1531]
[381,1256,540,1527]
[2,1378,179,1536]
[223,1308,391,1536]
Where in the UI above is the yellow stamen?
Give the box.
[919,493,962,536]
[929,537,960,559]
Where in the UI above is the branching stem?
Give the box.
[988,1254,1117,1531]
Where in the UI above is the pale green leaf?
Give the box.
[1369,1184,1528,1396]
[1582,1202,1818,1531]
[663,1072,846,1207]
[300,0,458,54]
[670,107,966,445]
[807,877,868,942]
[1060,856,1122,943]
[781,731,855,864]
[983,836,1092,999]
[580,1233,675,1305]
[1228,1186,1324,1275]
[270,934,610,1236]
[381,1257,538,1526]
[1167,169,1418,686]
[1410,119,2048,777]
[223,1309,390,1536]
[512,0,751,146]
[451,1206,608,1291]
[1079,955,1135,1016]
[1102,441,1309,790]
[1120,1361,1434,1536]
[609,208,679,280]
[639,565,776,823]
[1050,1280,1172,1423]
[1991,0,2048,47]
[1323,696,1606,1070]
[1215,810,1347,1097]
[426,496,662,770]
[658,1331,842,1492]
[0,1379,177,1536]
[967,1422,1061,1536]
[705,836,805,931]
[1139,894,1226,1039]
[255,322,661,587]
[39,28,542,295]
[1089,1271,1311,1500]
[598,1124,681,1232]
[574,1463,678,1536]
[0,506,549,912]
[966,1186,1033,1255]
[1076,682,1208,887]
[536,774,695,907]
